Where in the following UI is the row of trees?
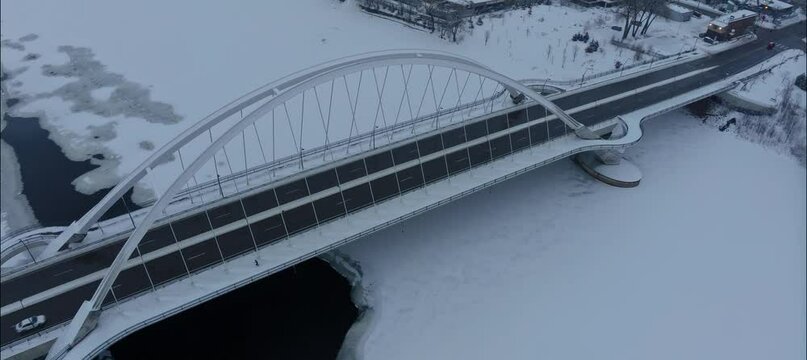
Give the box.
[619,0,669,39]
[360,0,546,43]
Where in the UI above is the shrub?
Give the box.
[585,40,599,53]
[796,73,807,91]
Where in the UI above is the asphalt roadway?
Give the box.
[1,23,804,348]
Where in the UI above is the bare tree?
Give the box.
[777,77,798,142]
[443,17,465,43]
[423,1,437,32]
[639,0,667,35]
[619,0,643,40]
[562,43,569,68]
[620,0,666,39]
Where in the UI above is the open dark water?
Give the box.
[1,98,139,227]
[109,259,357,359]
[2,95,359,359]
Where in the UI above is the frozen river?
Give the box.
[341,110,806,360]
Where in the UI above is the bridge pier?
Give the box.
[574,150,642,188]
[574,123,641,188]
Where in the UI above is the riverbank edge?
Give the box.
[1,65,39,240]
[321,250,377,360]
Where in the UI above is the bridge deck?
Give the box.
[2,23,804,356]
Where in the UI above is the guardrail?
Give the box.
[65,118,632,360]
[0,87,508,260]
[521,48,697,87]
[1,225,41,244]
[0,320,67,354]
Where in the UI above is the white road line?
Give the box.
[52,269,73,278]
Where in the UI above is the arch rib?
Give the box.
[49,50,600,355]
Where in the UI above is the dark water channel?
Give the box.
[2,96,359,359]
[109,258,357,359]
[1,98,138,227]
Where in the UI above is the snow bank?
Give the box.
[730,50,805,110]
[341,110,806,360]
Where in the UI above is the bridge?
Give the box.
[0,23,803,360]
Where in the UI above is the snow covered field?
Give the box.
[341,110,806,360]
[0,0,706,210]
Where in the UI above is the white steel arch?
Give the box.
[50,50,600,354]
[43,49,597,259]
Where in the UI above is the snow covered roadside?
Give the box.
[674,0,726,15]
[708,49,806,165]
[697,33,758,55]
[756,9,807,30]
[340,110,806,359]
[0,0,694,209]
[725,49,805,109]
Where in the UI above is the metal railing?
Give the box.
[54,118,636,360]
[522,48,698,87]
[15,70,755,358]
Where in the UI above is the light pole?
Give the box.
[580,67,592,85]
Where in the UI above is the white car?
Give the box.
[14,315,46,333]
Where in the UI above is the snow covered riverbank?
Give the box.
[341,109,806,360]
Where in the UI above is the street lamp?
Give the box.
[580,67,593,85]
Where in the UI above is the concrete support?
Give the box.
[574,150,642,188]
[45,301,99,360]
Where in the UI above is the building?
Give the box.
[664,3,693,21]
[572,0,621,7]
[706,9,758,40]
[737,0,796,18]
[445,0,511,15]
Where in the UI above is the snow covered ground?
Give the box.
[615,14,712,56]
[708,49,806,164]
[757,9,807,30]
[0,0,703,211]
[731,49,805,110]
[341,109,806,360]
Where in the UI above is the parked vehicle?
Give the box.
[611,25,622,31]
[692,11,702,18]
[14,315,46,333]
[703,37,716,44]
[767,41,775,50]
[698,32,707,38]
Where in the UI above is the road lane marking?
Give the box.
[52,269,74,278]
